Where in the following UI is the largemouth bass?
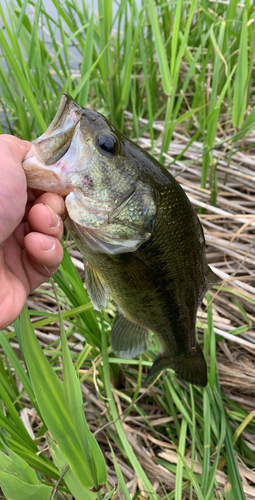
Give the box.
[23,94,219,386]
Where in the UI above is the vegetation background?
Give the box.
[0,0,255,499]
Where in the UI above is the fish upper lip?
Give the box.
[25,94,82,167]
[40,94,82,140]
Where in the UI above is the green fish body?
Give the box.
[23,94,219,386]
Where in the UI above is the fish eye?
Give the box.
[96,133,118,156]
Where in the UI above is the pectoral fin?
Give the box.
[84,260,110,312]
[111,311,151,359]
[146,343,207,387]
[112,254,158,291]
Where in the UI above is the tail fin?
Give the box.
[172,343,207,386]
[146,343,207,387]
[146,353,170,385]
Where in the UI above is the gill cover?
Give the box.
[66,183,157,255]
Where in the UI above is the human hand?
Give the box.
[0,135,66,330]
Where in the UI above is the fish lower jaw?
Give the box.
[22,162,72,195]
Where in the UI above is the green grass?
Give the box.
[0,0,255,499]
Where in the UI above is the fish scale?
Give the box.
[22,93,220,386]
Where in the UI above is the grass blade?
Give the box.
[147,0,171,95]
[233,9,248,127]
[20,305,98,490]
[79,11,94,106]
[57,293,107,487]
[175,417,187,500]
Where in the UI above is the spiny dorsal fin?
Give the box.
[111,310,151,359]
[84,260,110,312]
[146,343,207,387]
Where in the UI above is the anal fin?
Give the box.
[84,260,110,312]
[111,311,151,359]
[146,343,207,387]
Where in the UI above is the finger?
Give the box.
[0,250,27,330]
[33,193,67,219]
[26,204,64,242]
[24,232,63,289]
[0,135,31,162]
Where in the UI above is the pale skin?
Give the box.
[0,135,66,330]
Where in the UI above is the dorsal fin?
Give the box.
[206,266,221,290]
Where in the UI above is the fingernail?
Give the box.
[41,235,55,251]
[46,205,61,228]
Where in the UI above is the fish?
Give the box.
[22,93,219,386]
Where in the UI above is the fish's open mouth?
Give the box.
[22,94,84,194]
[27,94,82,167]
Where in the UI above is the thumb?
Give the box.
[0,135,31,245]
